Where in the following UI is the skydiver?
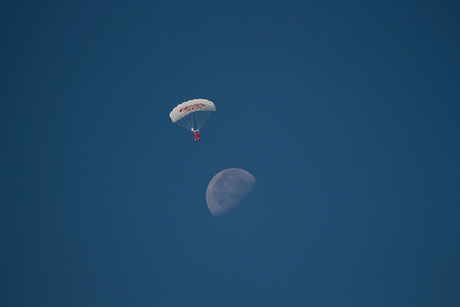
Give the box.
[192,129,200,142]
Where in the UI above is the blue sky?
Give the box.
[2,1,459,306]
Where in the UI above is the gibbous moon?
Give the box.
[206,168,256,216]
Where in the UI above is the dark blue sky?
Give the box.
[2,1,459,306]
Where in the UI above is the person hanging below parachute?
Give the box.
[169,99,216,142]
[192,129,200,142]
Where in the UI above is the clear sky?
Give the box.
[2,1,459,306]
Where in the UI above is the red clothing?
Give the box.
[193,131,200,141]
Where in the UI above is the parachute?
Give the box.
[169,99,216,131]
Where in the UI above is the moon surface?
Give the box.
[206,168,256,216]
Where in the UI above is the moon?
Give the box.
[206,168,256,216]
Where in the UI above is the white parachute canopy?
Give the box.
[169,99,216,131]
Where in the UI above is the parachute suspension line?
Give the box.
[185,113,196,130]
[190,113,199,130]
[184,113,194,130]
[204,111,213,128]
[196,111,212,130]
[180,116,192,130]
[202,111,211,129]
[175,113,199,131]
[177,117,190,130]
[195,111,204,130]
[173,110,214,131]
[194,112,201,130]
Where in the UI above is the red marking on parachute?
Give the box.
[179,103,205,112]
